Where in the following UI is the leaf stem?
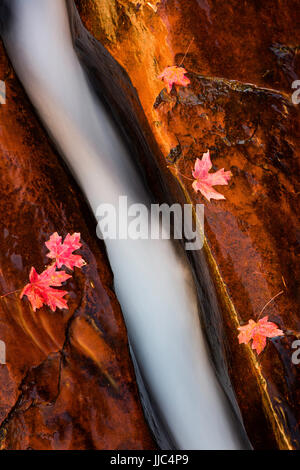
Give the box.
[178,37,194,67]
[257,290,284,320]
[176,169,194,181]
[0,288,22,299]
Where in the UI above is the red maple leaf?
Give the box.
[192,150,232,201]
[238,316,284,354]
[20,265,71,312]
[158,66,190,93]
[45,232,85,270]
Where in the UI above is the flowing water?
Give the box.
[2,0,248,449]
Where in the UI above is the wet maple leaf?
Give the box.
[238,316,284,354]
[20,265,71,312]
[45,232,85,270]
[158,66,190,93]
[192,150,232,201]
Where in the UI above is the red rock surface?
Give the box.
[72,0,300,449]
[0,39,156,450]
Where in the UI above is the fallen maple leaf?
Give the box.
[2,232,86,313]
[45,232,85,270]
[238,316,284,354]
[192,150,232,201]
[20,265,71,312]
[158,66,190,93]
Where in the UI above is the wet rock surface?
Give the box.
[161,75,300,449]
[0,39,156,450]
[72,0,300,449]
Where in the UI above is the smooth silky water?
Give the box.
[2,0,248,449]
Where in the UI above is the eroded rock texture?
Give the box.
[0,40,155,450]
[71,0,300,449]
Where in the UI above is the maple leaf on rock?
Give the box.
[43,287,70,312]
[20,265,71,312]
[238,316,284,354]
[158,66,190,93]
[45,232,85,270]
[192,150,232,201]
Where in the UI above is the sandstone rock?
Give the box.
[71,0,300,449]
[0,39,155,450]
